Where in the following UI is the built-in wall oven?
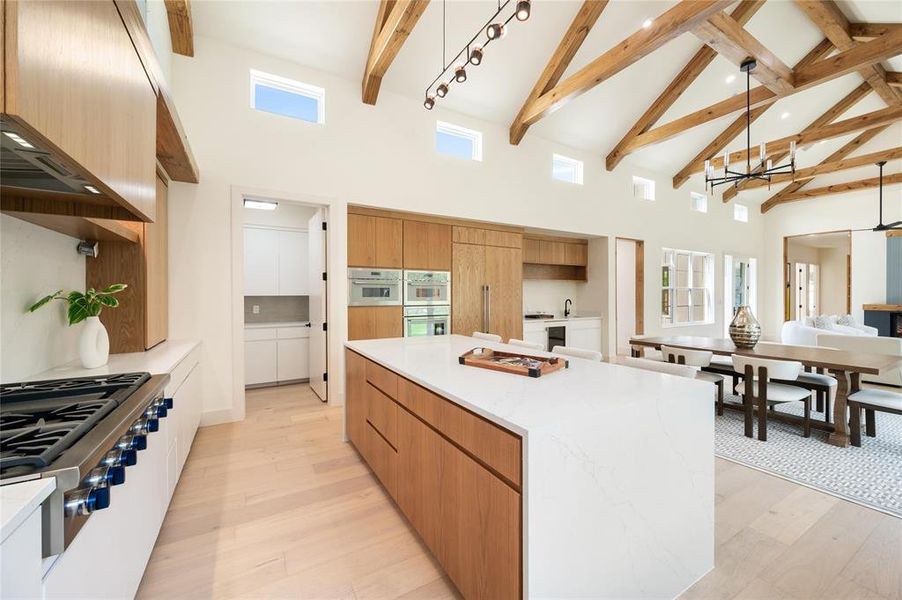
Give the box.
[403,270,451,306]
[348,268,402,306]
[403,305,451,337]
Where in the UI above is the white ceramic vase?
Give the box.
[79,316,110,369]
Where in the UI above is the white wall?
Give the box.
[168,35,763,420]
[818,246,849,316]
[0,215,86,381]
[523,280,583,317]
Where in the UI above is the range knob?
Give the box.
[86,465,126,487]
[146,400,167,419]
[131,417,159,435]
[102,448,137,467]
[163,397,174,410]
[117,434,147,451]
[64,486,111,517]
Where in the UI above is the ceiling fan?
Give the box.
[853,161,901,232]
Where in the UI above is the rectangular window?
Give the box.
[552,154,584,185]
[633,176,655,201]
[250,69,324,124]
[436,121,482,161]
[734,203,749,222]
[690,192,707,213]
[661,248,714,327]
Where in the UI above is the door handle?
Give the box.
[482,285,489,331]
[485,285,491,332]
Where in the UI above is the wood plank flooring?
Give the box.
[137,384,901,599]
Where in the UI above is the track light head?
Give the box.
[436,82,449,98]
[424,95,435,110]
[470,46,483,66]
[516,0,530,21]
[455,66,467,83]
[486,23,506,40]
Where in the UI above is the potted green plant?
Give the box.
[28,284,128,368]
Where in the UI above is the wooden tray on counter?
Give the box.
[459,347,568,378]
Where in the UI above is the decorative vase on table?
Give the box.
[79,316,110,368]
[729,305,761,349]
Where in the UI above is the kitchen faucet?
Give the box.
[564,298,572,318]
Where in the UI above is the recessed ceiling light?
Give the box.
[725,74,736,84]
[3,131,35,149]
[781,112,791,120]
[642,18,653,29]
[83,185,101,194]
[244,199,278,211]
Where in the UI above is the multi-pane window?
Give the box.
[690,192,707,213]
[436,121,483,161]
[662,248,714,326]
[632,176,655,201]
[552,154,584,184]
[250,69,325,124]
[734,203,749,222]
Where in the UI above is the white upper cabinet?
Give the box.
[244,227,309,296]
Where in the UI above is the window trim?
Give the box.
[690,191,708,213]
[734,203,749,223]
[632,175,656,201]
[552,153,584,185]
[661,248,715,328]
[435,121,483,161]
[249,68,325,124]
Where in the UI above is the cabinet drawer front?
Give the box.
[366,383,398,447]
[365,359,398,398]
[484,229,522,249]
[364,422,398,498]
[245,327,278,341]
[452,226,485,245]
[345,351,368,451]
[277,326,309,339]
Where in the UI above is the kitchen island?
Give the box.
[345,335,713,599]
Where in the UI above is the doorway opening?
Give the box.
[615,238,644,356]
[723,254,758,336]
[784,231,851,322]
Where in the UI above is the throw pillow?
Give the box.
[804,317,816,327]
[813,315,833,330]
[836,314,856,327]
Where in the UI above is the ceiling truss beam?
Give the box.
[362,0,429,105]
[164,0,193,57]
[850,22,902,42]
[768,172,902,203]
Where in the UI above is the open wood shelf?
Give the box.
[3,210,140,243]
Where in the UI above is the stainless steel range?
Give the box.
[0,371,170,557]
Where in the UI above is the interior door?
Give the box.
[484,245,523,342]
[308,209,328,402]
[451,243,485,336]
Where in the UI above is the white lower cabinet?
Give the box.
[277,338,309,381]
[245,339,278,385]
[1,505,43,599]
[245,325,310,386]
[522,318,603,353]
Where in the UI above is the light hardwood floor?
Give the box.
[137,384,901,600]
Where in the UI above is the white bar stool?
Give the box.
[551,346,603,362]
[507,339,544,351]
[472,332,502,342]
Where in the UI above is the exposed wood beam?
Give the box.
[693,12,794,94]
[362,0,429,105]
[731,146,902,191]
[625,29,902,154]
[850,22,902,42]
[887,71,902,88]
[604,0,764,170]
[719,80,871,199]
[760,125,888,212]
[795,1,900,105]
[767,172,902,203]
[510,0,733,141]
[672,38,833,190]
[510,0,610,145]
[164,0,193,57]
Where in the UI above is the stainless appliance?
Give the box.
[0,372,170,557]
[548,325,566,350]
[347,268,402,306]
[404,305,451,337]
[403,270,451,306]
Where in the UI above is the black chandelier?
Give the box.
[423,0,530,110]
[704,58,796,191]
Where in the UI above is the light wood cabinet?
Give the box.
[523,236,588,266]
[347,306,402,340]
[3,0,157,222]
[452,241,522,342]
[347,213,403,268]
[344,350,521,600]
[87,172,168,353]
[452,243,486,337]
[403,220,451,270]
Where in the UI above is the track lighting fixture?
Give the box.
[424,95,435,110]
[470,46,483,66]
[436,82,449,98]
[516,0,530,21]
[486,23,506,40]
[455,66,467,83]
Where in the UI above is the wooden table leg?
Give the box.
[828,369,850,447]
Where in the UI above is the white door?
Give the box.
[278,230,309,296]
[615,239,637,356]
[244,227,279,295]
[308,209,328,401]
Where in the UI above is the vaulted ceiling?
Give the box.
[191,0,902,212]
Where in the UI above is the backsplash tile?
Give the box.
[244,296,309,324]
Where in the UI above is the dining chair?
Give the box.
[785,367,837,423]
[848,387,902,447]
[661,345,725,416]
[507,338,544,351]
[610,355,697,378]
[732,355,811,441]
[472,332,502,342]
[552,346,603,362]
[702,355,740,392]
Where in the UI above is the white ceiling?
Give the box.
[191,0,902,203]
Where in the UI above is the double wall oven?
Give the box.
[403,270,451,337]
[347,268,402,306]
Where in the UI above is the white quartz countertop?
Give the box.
[244,321,310,329]
[1,478,55,543]
[345,334,707,436]
[523,314,603,323]
[17,339,200,382]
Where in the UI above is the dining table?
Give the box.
[628,335,902,448]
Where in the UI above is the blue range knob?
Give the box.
[108,465,126,486]
[120,449,137,466]
[146,418,159,433]
[164,397,174,409]
[90,486,111,511]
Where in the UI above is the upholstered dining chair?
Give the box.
[661,345,725,416]
[732,355,811,441]
[848,386,902,447]
[507,338,544,351]
[551,346,603,362]
[472,332,502,342]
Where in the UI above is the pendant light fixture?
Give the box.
[704,59,796,192]
[423,0,530,110]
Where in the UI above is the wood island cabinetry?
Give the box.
[345,349,521,599]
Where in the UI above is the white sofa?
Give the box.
[781,317,878,347]
[816,333,902,387]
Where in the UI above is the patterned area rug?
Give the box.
[714,393,902,518]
